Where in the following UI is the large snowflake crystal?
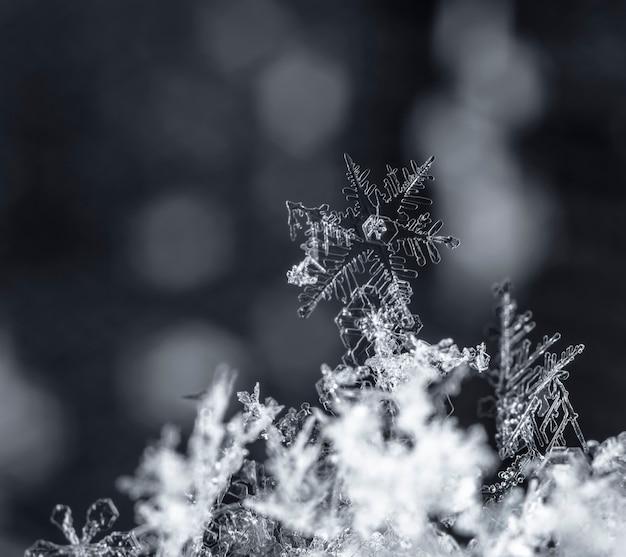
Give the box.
[287,154,458,365]
[25,499,141,557]
[483,280,587,491]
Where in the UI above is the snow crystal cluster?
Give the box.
[27,156,626,557]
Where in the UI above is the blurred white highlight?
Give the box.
[410,99,554,287]
[130,191,234,291]
[0,331,65,486]
[409,0,554,312]
[433,0,544,127]
[149,71,241,165]
[256,50,350,157]
[118,321,249,427]
[200,0,295,74]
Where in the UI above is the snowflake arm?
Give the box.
[296,243,369,319]
[342,153,378,224]
[381,156,434,210]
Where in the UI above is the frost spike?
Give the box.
[484,280,588,492]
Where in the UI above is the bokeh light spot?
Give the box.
[117,321,250,427]
[199,0,295,74]
[149,72,241,165]
[433,0,544,127]
[129,191,234,291]
[256,50,351,157]
[0,332,66,486]
[408,98,556,310]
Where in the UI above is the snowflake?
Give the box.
[287,154,458,365]
[25,499,141,557]
[482,280,587,498]
[237,382,284,437]
[315,363,371,413]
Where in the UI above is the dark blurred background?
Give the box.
[1,0,625,553]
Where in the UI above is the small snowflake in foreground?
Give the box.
[237,382,284,436]
[25,499,141,557]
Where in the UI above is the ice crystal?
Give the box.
[237,382,283,438]
[481,280,587,500]
[324,352,495,543]
[334,276,419,365]
[315,362,371,412]
[247,411,343,538]
[119,368,282,557]
[491,280,586,457]
[275,402,314,445]
[25,499,141,557]
[287,154,458,365]
[246,342,497,554]
[477,446,626,557]
[592,431,626,482]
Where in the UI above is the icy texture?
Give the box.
[119,368,282,557]
[29,345,626,557]
[247,342,497,553]
[114,340,499,556]
[476,447,626,557]
[25,499,141,557]
[113,341,626,557]
[248,410,342,537]
[592,431,626,482]
[287,154,458,365]
[323,351,495,542]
